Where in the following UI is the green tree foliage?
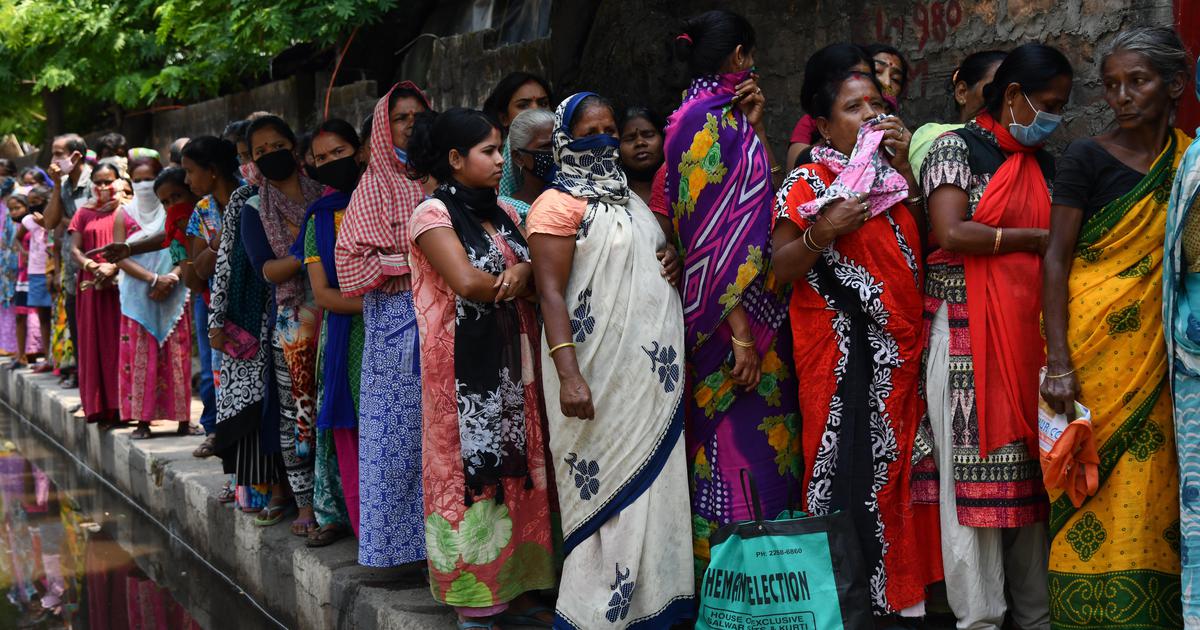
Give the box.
[0,0,396,141]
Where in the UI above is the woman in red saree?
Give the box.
[771,68,930,618]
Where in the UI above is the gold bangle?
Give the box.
[548,342,576,356]
[770,165,783,174]
[802,228,824,252]
[1045,368,1075,380]
[731,335,755,349]
[992,227,1003,254]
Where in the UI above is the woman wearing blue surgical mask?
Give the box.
[498,107,555,223]
[917,43,1072,629]
[1047,26,1192,627]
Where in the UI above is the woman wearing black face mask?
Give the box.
[498,107,555,223]
[288,118,363,548]
[232,114,325,537]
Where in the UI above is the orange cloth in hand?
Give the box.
[1040,419,1099,508]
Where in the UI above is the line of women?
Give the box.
[37,8,1200,630]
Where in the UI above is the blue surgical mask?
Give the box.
[1008,92,1062,147]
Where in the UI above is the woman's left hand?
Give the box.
[493,263,531,303]
[657,245,682,287]
[734,76,766,128]
[874,116,914,178]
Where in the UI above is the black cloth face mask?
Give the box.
[255,149,298,182]
[313,156,361,193]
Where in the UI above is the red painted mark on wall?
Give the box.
[873,0,963,51]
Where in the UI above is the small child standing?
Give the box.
[21,186,52,371]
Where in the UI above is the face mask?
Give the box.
[566,134,620,153]
[93,183,115,205]
[394,147,408,164]
[254,149,297,182]
[239,161,261,185]
[519,149,557,182]
[314,156,361,193]
[1009,92,1062,147]
[53,158,75,176]
[132,180,158,212]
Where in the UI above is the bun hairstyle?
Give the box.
[982,43,1073,116]
[800,43,873,114]
[313,118,362,153]
[245,114,297,150]
[950,49,1007,92]
[674,10,756,78]
[181,136,240,183]
[405,108,498,183]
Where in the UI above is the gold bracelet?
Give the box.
[1045,368,1075,379]
[548,342,576,356]
[731,335,755,349]
[992,227,1003,254]
[770,165,783,174]
[802,228,824,252]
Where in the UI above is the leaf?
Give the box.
[443,571,494,606]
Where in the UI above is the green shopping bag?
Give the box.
[696,471,872,630]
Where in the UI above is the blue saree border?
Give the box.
[561,395,685,557]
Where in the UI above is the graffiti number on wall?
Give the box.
[874,0,963,51]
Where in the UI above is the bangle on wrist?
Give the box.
[548,342,576,356]
[731,335,755,349]
[992,227,1003,254]
[1045,368,1075,380]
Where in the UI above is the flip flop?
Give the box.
[176,422,205,436]
[497,606,553,628]
[290,517,318,537]
[130,424,153,440]
[253,500,293,527]
[192,435,217,458]
[305,524,349,548]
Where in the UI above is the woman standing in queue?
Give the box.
[68,163,128,424]
[497,108,556,221]
[771,63,927,618]
[663,9,799,578]
[920,43,1072,629]
[240,115,325,536]
[909,49,1007,178]
[1046,27,1190,628]
[409,107,556,630]
[619,106,666,205]
[483,71,552,201]
[293,118,364,547]
[528,92,694,628]
[334,81,431,568]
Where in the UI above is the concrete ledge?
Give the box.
[0,367,454,630]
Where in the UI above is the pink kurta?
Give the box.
[68,207,124,422]
[409,199,555,609]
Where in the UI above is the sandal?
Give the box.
[497,606,553,628]
[30,362,53,374]
[290,517,317,537]
[253,499,294,527]
[176,422,204,436]
[457,619,498,630]
[305,523,349,547]
[192,435,217,458]
[217,483,236,504]
[130,423,153,440]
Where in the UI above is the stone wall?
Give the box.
[562,0,1178,150]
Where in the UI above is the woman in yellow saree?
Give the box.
[1041,27,1191,629]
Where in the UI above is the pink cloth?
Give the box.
[795,114,909,220]
[0,306,42,354]
[20,215,46,274]
[70,207,125,422]
[333,428,360,536]
[118,311,193,423]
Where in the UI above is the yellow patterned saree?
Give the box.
[1048,129,1190,629]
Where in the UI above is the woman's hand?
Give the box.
[657,245,682,286]
[148,273,179,301]
[730,344,762,391]
[208,328,230,355]
[97,241,133,263]
[560,372,595,420]
[1033,228,1050,256]
[1040,369,1080,421]
[818,193,872,238]
[734,76,766,128]
[493,262,531,303]
[874,116,914,179]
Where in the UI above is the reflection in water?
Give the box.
[0,406,281,630]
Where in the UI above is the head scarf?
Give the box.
[123,196,164,244]
[257,171,324,308]
[550,92,629,204]
[795,113,909,220]
[334,81,432,296]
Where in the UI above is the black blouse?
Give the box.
[1052,138,1144,225]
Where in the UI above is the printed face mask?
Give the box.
[254,149,297,182]
[1009,92,1062,147]
[93,182,115,205]
[520,148,557,182]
